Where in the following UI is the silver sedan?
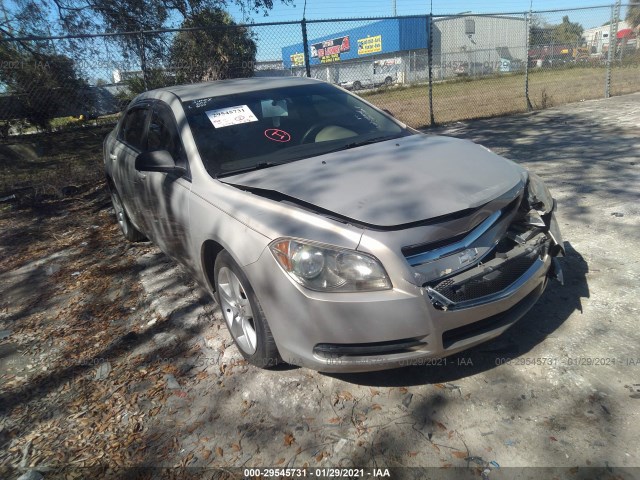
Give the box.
[104,77,564,372]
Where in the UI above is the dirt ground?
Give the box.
[1,94,639,480]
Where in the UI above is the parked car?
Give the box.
[104,77,564,372]
[453,61,494,77]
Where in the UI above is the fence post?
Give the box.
[427,14,435,126]
[605,2,620,98]
[138,31,149,91]
[524,11,533,111]
[301,19,311,78]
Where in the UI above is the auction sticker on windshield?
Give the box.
[205,105,258,128]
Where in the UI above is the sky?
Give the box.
[4,0,632,76]
[221,0,628,61]
[226,0,626,23]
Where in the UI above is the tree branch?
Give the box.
[0,26,39,56]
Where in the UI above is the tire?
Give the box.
[384,76,393,86]
[110,187,145,242]
[214,251,281,368]
[352,81,362,91]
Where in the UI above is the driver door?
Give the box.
[136,101,193,265]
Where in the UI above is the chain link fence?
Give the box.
[0,3,638,137]
[430,13,529,123]
[527,5,627,110]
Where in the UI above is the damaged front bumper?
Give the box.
[420,198,564,312]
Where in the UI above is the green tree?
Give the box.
[170,8,257,84]
[529,15,553,46]
[552,15,584,44]
[2,0,285,37]
[1,0,288,92]
[115,68,173,106]
[0,44,87,129]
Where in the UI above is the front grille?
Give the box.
[431,248,539,304]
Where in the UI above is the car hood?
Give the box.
[223,134,524,228]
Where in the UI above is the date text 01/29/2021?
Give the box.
[243,468,391,478]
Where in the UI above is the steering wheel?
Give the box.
[300,122,332,144]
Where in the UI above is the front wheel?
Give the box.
[110,188,145,242]
[384,76,393,86]
[214,251,281,368]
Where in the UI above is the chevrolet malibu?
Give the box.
[104,77,564,372]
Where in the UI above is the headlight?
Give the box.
[525,172,554,214]
[270,238,392,292]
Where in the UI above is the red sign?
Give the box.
[264,128,291,143]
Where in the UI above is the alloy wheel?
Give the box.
[217,266,258,355]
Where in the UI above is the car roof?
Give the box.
[139,77,325,102]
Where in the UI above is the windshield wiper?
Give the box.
[324,135,399,154]
[216,162,282,178]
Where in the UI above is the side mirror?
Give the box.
[135,150,186,176]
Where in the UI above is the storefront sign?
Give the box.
[358,35,382,55]
[320,54,341,63]
[290,53,305,66]
[311,36,350,61]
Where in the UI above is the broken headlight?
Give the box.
[270,238,392,292]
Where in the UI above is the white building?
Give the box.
[583,21,630,54]
[432,15,528,79]
[112,69,144,84]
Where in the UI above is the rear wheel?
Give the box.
[352,81,362,91]
[110,188,145,242]
[384,76,393,86]
[214,251,281,368]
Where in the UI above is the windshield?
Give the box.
[182,82,411,178]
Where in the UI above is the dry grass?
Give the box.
[0,124,115,204]
[363,66,640,128]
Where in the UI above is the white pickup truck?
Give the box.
[338,59,400,90]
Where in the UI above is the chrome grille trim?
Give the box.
[405,209,502,267]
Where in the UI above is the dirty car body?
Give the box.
[104,77,564,372]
